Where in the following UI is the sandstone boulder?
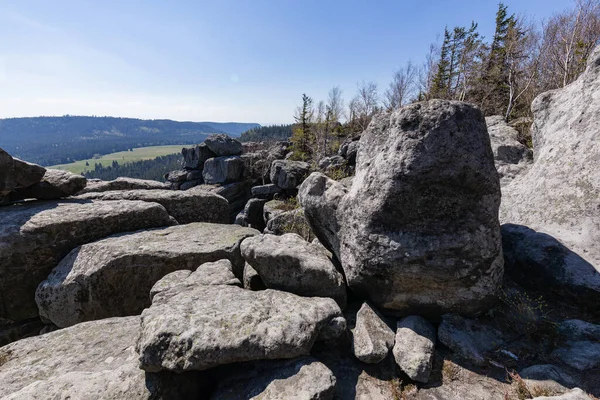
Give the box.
[76,177,169,194]
[485,116,533,185]
[211,357,336,400]
[36,223,258,327]
[299,100,503,316]
[76,188,229,224]
[0,148,46,202]
[182,142,216,170]
[352,302,395,364]
[241,233,346,307]
[204,133,243,156]
[138,284,344,372]
[392,315,436,383]
[14,169,86,200]
[270,160,310,191]
[0,199,172,321]
[251,183,282,199]
[203,156,244,184]
[0,316,205,399]
[500,45,600,275]
[235,198,267,230]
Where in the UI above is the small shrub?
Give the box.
[508,371,532,400]
[326,166,349,181]
[499,288,556,338]
[274,197,300,212]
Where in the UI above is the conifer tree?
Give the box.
[290,94,315,161]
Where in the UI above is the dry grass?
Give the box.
[0,349,12,367]
[442,359,461,382]
[274,197,300,212]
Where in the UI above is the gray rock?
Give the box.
[0,318,45,347]
[194,180,253,221]
[203,156,244,184]
[149,270,192,301]
[76,177,169,194]
[243,262,266,290]
[500,46,600,278]
[551,341,600,371]
[138,284,344,372]
[263,199,286,223]
[393,315,436,383]
[558,319,600,341]
[299,100,503,316]
[270,160,310,190]
[179,179,202,190]
[318,155,346,171]
[75,188,229,224]
[265,208,314,240]
[182,142,216,170]
[36,223,258,327]
[520,364,577,395]
[235,198,267,230]
[211,357,336,400]
[338,138,360,166]
[485,115,533,185]
[352,302,395,364]
[502,224,600,307]
[205,133,243,156]
[164,169,188,183]
[241,151,271,182]
[241,233,346,307]
[185,170,203,181]
[15,169,87,200]
[0,199,172,321]
[532,388,593,400]
[251,183,282,199]
[438,314,504,367]
[0,316,206,399]
[0,148,46,198]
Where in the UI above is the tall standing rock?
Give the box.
[299,100,503,316]
[204,134,243,156]
[501,45,600,280]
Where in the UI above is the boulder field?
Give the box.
[2,50,600,398]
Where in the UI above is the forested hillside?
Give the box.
[82,153,182,181]
[239,124,293,142]
[287,0,600,162]
[0,116,259,166]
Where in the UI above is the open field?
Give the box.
[49,145,185,174]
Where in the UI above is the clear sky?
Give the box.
[0,0,571,125]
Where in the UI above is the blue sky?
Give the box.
[0,0,571,124]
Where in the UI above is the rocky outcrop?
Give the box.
[13,169,87,200]
[240,233,346,307]
[203,156,244,184]
[36,223,257,327]
[299,100,503,316]
[235,198,267,230]
[75,188,229,224]
[500,46,600,274]
[502,224,600,308]
[138,283,344,372]
[77,177,169,194]
[0,199,172,322]
[0,148,46,203]
[352,302,395,364]
[270,160,310,191]
[0,316,205,399]
[485,116,533,185]
[393,316,436,383]
[211,357,336,400]
[204,133,243,156]
[182,142,216,170]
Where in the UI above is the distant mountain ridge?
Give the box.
[0,116,260,166]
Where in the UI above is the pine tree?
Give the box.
[290,94,315,161]
[431,27,452,98]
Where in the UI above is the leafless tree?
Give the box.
[352,81,380,132]
[384,61,417,111]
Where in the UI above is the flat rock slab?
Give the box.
[78,177,170,194]
[36,223,258,328]
[241,233,346,307]
[137,284,344,373]
[551,341,600,371]
[15,169,86,200]
[437,314,504,367]
[352,302,395,364]
[211,357,336,400]
[520,364,577,395]
[0,199,172,321]
[0,316,206,399]
[75,189,229,224]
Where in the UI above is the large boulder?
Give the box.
[137,283,344,372]
[392,315,436,383]
[210,357,336,400]
[485,116,533,185]
[0,316,206,399]
[352,302,395,364]
[14,169,86,200]
[500,46,600,274]
[234,198,267,231]
[203,156,244,184]
[0,148,46,202]
[181,142,216,170]
[502,224,600,309]
[204,133,243,156]
[76,177,169,194]
[299,100,503,316]
[75,188,229,224]
[240,233,346,307]
[36,223,258,328]
[0,199,172,322]
[270,160,310,190]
